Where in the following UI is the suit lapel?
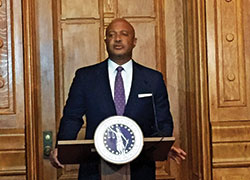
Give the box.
[95,60,116,116]
[124,61,150,117]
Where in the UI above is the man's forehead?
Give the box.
[108,23,132,30]
[106,19,135,33]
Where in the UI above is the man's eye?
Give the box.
[122,32,128,36]
[108,33,115,37]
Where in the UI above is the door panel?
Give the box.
[118,0,155,17]
[0,0,26,179]
[131,21,157,68]
[61,0,100,19]
[62,22,101,100]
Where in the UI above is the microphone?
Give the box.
[151,93,167,137]
[144,93,166,153]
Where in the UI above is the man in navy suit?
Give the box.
[50,18,186,179]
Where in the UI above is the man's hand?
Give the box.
[49,148,64,168]
[168,146,187,164]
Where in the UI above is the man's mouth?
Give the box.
[113,44,124,49]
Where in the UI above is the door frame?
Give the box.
[23,0,41,179]
[183,0,212,179]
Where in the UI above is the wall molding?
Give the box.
[183,0,212,179]
[22,0,40,179]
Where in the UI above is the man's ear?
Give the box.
[133,38,137,47]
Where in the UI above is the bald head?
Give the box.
[106,18,135,38]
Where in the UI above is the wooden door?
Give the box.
[0,0,26,179]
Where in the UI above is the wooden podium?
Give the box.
[58,137,175,179]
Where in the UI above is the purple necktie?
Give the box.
[114,66,125,116]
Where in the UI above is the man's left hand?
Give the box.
[168,146,187,164]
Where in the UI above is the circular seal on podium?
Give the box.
[94,116,144,165]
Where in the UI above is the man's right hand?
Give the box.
[49,148,64,168]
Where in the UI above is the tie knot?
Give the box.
[116,66,124,72]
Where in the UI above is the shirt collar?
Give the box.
[108,59,133,74]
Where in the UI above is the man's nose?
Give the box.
[115,34,121,42]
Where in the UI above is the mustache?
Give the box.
[113,42,123,45]
[113,44,124,47]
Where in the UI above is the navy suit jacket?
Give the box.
[57,59,173,179]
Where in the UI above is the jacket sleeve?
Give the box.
[153,73,173,137]
[56,69,87,144]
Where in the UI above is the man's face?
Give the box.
[105,20,137,61]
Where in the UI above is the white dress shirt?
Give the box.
[108,59,133,103]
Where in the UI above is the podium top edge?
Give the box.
[58,137,175,145]
[58,139,94,145]
[144,137,175,142]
